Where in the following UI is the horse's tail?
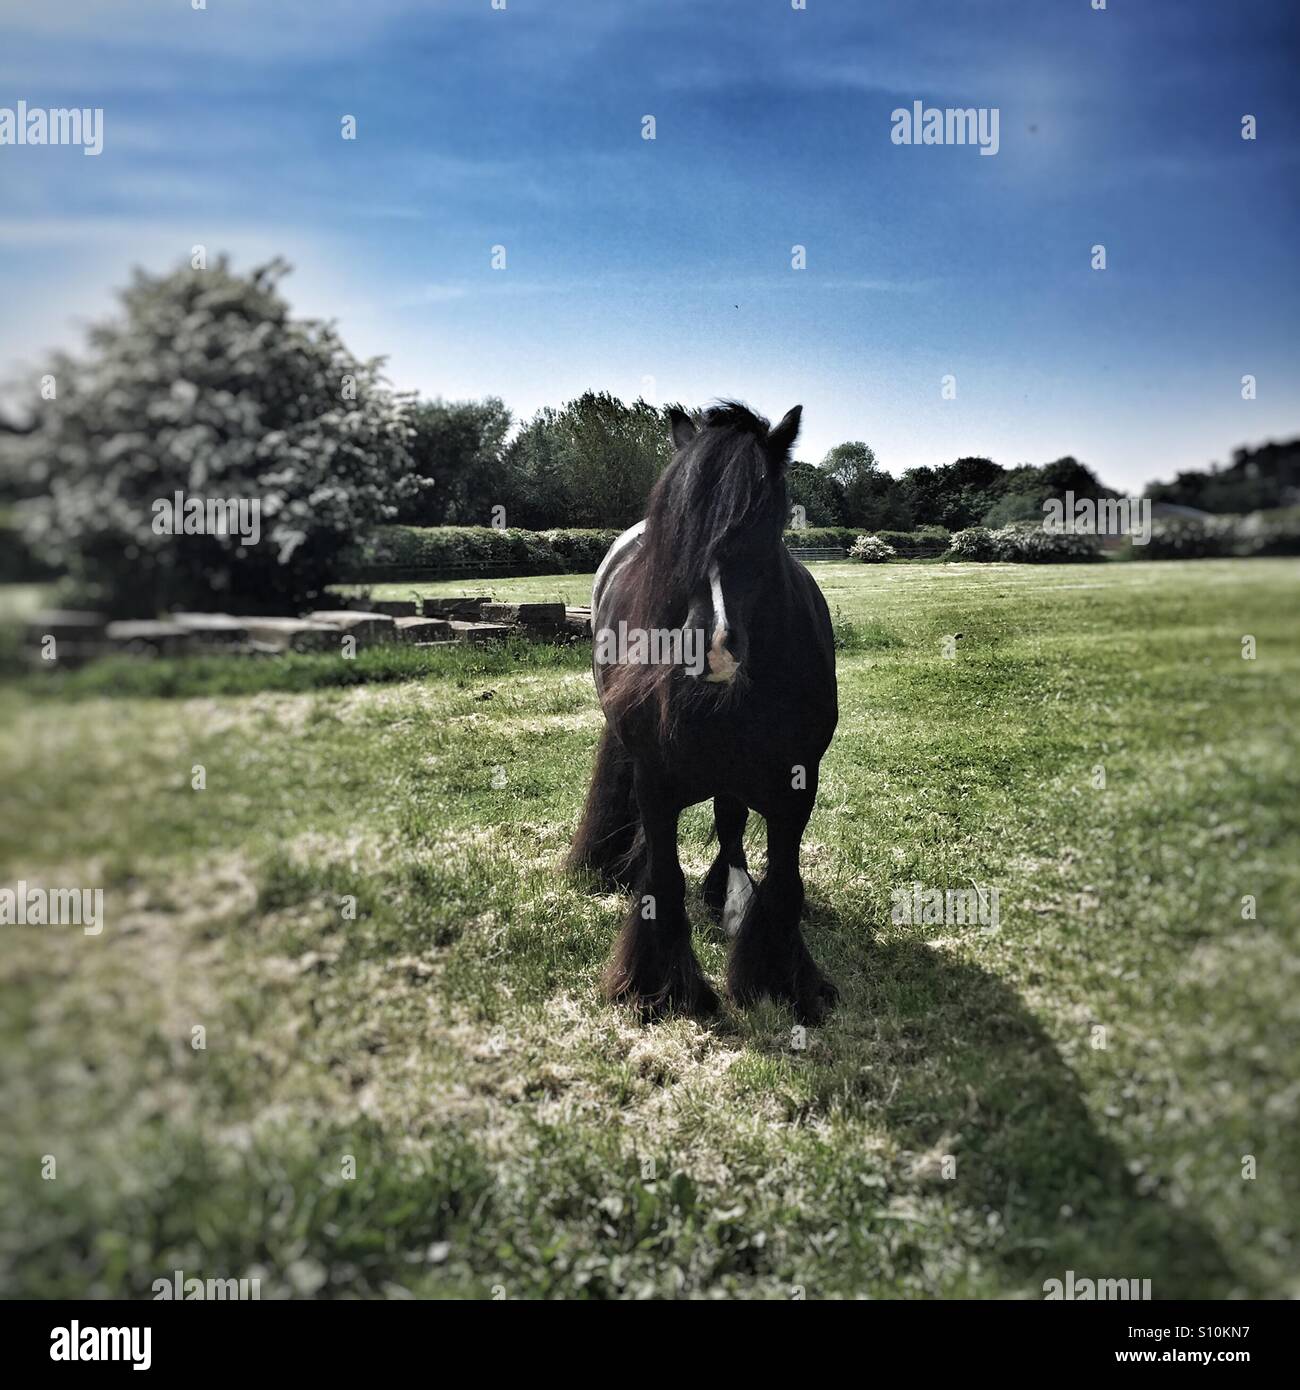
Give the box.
[565,722,644,889]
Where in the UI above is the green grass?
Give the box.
[1,559,1297,1299]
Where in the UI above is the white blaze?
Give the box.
[704,562,738,683]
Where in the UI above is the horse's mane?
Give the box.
[603,401,784,733]
[636,400,774,621]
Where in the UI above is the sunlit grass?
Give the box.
[1,559,1297,1298]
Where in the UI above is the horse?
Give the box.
[566,400,839,1023]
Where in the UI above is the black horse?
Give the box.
[567,401,839,1022]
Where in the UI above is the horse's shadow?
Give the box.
[701,894,1235,1298]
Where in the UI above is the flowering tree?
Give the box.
[5,257,413,614]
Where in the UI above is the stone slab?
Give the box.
[359,598,420,617]
[306,611,398,644]
[242,617,340,652]
[105,621,195,656]
[25,611,107,644]
[422,596,490,619]
[393,616,453,641]
[446,620,513,644]
[480,601,566,627]
[168,612,251,644]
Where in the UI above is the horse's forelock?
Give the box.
[641,420,770,601]
[603,407,779,735]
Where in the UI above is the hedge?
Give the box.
[538,528,624,571]
[784,526,950,557]
[336,512,1300,582]
[783,527,860,550]
[341,524,969,579]
[1139,511,1300,559]
[340,525,621,580]
[1237,507,1300,556]
[948,524,1102,562]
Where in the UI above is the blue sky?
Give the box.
[1,0,1297,489]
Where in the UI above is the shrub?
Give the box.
[848,534,897,563]
[873,528,950,557]
[341,525,627,579]
[1236,507,1300,557]
[785,526,950,558]
[948,524,1100,562]
[783,526,858,550]
[539,528,622,571]
[946,527,999,561]
[1143,515,1239,559]
[8,258,413,615]
[993,523,1102,562]
[347,526,556,578]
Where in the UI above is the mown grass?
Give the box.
[1,559,1297,1299]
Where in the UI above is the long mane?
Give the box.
[603,401,781,732]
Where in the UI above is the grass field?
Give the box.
[1,559,1297,1299]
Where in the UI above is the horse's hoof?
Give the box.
[604,967,720,1022]
[792,972,838,1026]
[727,958,837,1025]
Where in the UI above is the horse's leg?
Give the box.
[727,785,837,1024]
[565,724,645,890]
[701,794,754,938]
[603,764,718,1019]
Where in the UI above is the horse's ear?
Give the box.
[668,407,697,451]
[767,405,802,467]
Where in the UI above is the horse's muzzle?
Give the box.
[703,625,740,683]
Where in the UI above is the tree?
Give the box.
[1147,439,1300,513]
[820,441,911,528]
[901,456,1005,529]
[981,457,1113,527]
[398,396,511,526]
[6,257,413,614]
[786,461,844,526]
[503,392,675,527]
[821,440,880,492]
[1038,456,1108,499]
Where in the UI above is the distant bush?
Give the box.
[1237,507,1300,557]
[1141,516,1238,559]
[848,534,897,563]
[873,528,950,557]
[946,527,999,561]
[783,526,858,550]
[1125,510,1299,560]
[348,526,556,578]
[947,524,1101,562]
[994,523,1102,562]
[784,526,949,557]
[538,528,622,571]
[343,525,626,579]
